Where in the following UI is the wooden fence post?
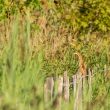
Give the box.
[74,74,83,110]
[58,76,63,96]
[63,71,69,102]
[53,76,63,109]
[44,77,54,103]
[72,75,77,97]
[88,69,92,101]
[82,71,87,110]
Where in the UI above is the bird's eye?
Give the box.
[54,0,59,4]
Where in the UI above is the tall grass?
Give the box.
[0,13,44,110]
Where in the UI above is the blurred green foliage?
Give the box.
[53,0,110,33]
[1,0,110,33]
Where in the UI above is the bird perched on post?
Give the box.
[74,52,87,76]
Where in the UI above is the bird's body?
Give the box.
[74,52,87,76]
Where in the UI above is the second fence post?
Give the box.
[63,71,69,102]
[44,77,54,103]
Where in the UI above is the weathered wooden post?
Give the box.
[88,69,92,101]
[63,71,69,102]
[74,74,83,110]
[53,76,63,109]
[85,68,93,110]
[44,77,54,103]
[58,76,63,97]
[82,70,88,110]
[72,74,77,97]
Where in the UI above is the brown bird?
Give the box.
[74,52,87,76]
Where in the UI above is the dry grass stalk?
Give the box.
[104,65,110,80]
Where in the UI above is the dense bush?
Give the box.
[53,0,110,33]
[1,0,110,34]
